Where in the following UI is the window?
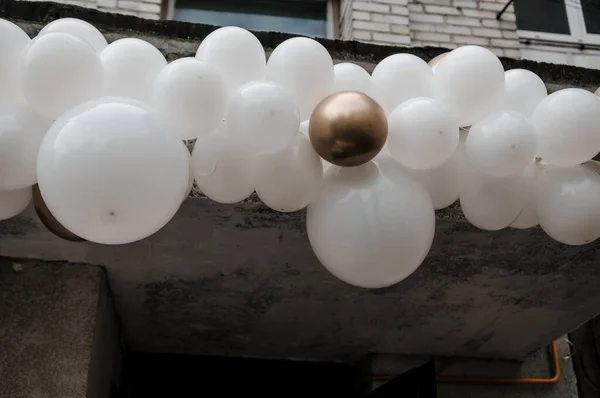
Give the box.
[514,0,600,45]
[169,0,336,39]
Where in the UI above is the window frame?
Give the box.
[163,0,339,39]
[517,0,600,46]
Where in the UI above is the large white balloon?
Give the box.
[535,163,600,245]
[0,106,52,190]
[266,37,334,121]
[191,130,256,204]
[38,18,108,53]
[466,111,537,177]
[307,159,435,289]
[387,97,459,170]
[531,88,600,167]
[0,187,32,221]
[503,69,547,118]
[434,45,505,127]
[100,38,167,103]
[402,130,469,210]
[153,57,228,139]
[256,133,323,212]
[20,32,103,119]
[510,161,542,229]
[224,81,300,155]
[0,19,30,106]
[460,169,526,231]
[37,98,189,245]
[332,63,372,96]
[196,26,266,93]
[371,54,433,115]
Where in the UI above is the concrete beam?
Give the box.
[0,257,123,398]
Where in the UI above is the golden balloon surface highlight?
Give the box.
[309,91,388,167]
[428,52,449,72]
[32,184,86,242]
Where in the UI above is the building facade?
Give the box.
[32,0,600,69]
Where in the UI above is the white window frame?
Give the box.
[164,0,339,39]
[517,0,600,45]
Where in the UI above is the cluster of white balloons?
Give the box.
[1,17,600,289]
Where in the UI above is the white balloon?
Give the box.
[402,130,470,210]
[307,159,435,289]
[153,57,228,139]
[298,120,309,137]
[100,38,167,103]
[0,19,30,106]
[460,169,526,231]
[466,110,537,177]
[256,133,323,212]
[387,97,459,170]
[37,98,189,245]
[183,143,194,202]
[196,27,266,93]
[0,105,52,190]
[38,18,108,53]
[510,161,542,229]
[434,46,505,127]
[266,37,334,121]
[531,88,600,167]
[224,81,300,155]
[191,130,256,204]
[20,32,103,119]
[535,163,600,245]
[0,187,32,220]
[503,69,547,118]
[332,63,372,96]
[371,54,433,115]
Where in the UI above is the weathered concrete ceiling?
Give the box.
[2,0,600,363]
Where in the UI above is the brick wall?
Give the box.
[340,0,521,58]
[23,0,162,20]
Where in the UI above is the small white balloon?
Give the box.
[266,37,334,121]
[535,163,600,245]
[503,69,547,118]
[224,80,300,155]
[38,18,108,53]
[307,159,435,289]
[191,130,256,204]
[434,46,505,127]
[0,105,52,190]
[298,120,309,137]
[0,19,30,106]
[100,38,167,103]
[371,54,433,115]
[402,130,470,210]
[153,57,228,139]
[37,98,189,245]
[0,187,32,221]
[20,32,103,119]
[256,133,323,212]
[466,111,537,177]
[532,88,600,167]
[388,97,459,170]
[332,63,372,96]
[510,160,542,229]
[460,169,526,231]
[196,26,266,94]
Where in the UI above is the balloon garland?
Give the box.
[1,18,600,288]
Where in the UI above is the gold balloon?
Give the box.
[309,91,388,167]
[32,184,86,242]
[428,52,449,72]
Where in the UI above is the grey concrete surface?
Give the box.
[2,199,600,365]
[0,257,122,398]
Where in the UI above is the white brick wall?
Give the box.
[340,0,521,58]
[23,0,162,20]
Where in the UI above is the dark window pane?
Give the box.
[174,0,328,38]
[581,0,600,34]
[514,0,570,34]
